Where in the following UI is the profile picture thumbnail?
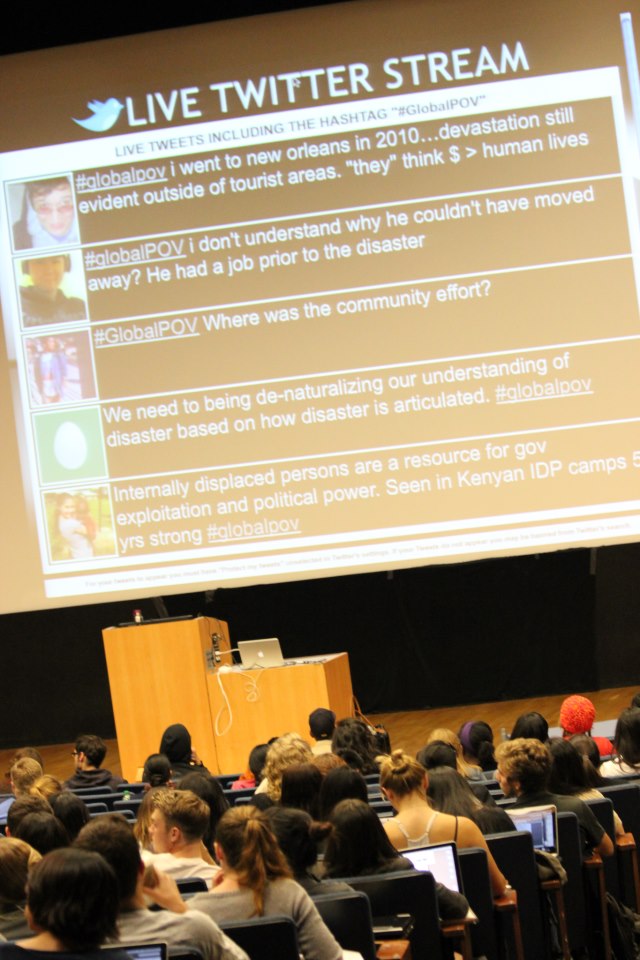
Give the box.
[44,486,115,562]
[9,175,79,251]
[18,251,87,328]
[24,330,96,407]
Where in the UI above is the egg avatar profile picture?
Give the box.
[33,407,106,483]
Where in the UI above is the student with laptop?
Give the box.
[379,751,511,898]
[321,798,469,919]
[494,738,614,858]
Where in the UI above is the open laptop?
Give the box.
[237,637,285,668]
[507,804,558,854]
[401,840,463,894]
[103,944,167,960]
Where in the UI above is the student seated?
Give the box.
[0,847,129,960]
[189,806,343,960]
[380,750,510,898]
[63,735,125,792]
[75,814,247,960]
[143,789,220,887]
[495,738,614,858]
[0,838,41,940]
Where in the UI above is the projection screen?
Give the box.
[1,0,640,613]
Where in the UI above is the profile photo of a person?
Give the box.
[33,336,68,404]
[25,330,96,407]
[19,254,87,328]
[56,493,95,559]
[44,487,115,562]
[12,175,79,250]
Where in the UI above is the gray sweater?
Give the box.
[190,878,343,960]
[113,907,248,960]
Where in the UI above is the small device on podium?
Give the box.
[237,637,285,668]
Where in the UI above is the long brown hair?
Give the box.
[216,806,291,915]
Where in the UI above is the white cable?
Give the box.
[243,670,262,703]
[214,670,233,737]
[214,667,263,736]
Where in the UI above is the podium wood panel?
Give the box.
[206,654,353,775]
[102,617,229,781]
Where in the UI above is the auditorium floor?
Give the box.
[2,683,637,788]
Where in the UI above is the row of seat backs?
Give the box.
[483,802,625,960]
[221,879,431,960]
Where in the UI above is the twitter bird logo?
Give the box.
[73,98,124,133]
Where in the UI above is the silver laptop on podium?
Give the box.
[237,637,286,668]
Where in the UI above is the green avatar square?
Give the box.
[33,407,107,484]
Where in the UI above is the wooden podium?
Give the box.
[206,653,353,775]
[102,617,353,781]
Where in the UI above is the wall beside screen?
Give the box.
[0,0,639,614]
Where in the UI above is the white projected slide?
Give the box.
[1,0,640,612]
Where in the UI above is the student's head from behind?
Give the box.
[495,738,551,797]
[379,749,427,800]
[29,775,63,804]
[10,747,44,770]
[73,734,107,770]
[50,792,90,843]
[75,813,141,904]
[132,786,164,852]
[26,177,75,241]
[262,734,313,801]
[10,758,43,796]
[559,696,596,736]
[159,723,192,765]
[312,752,346,776]
[215,805,291,915]
[13,812,69,856]
[149,788,209,851]
[570,733,601,768]
[248,743,269,783]
[264,806,330,877]
[318,765,368,820]
[178,773,230,855]
[324,798,401,877]
[548,737,588,794]
[458,721,495,771]
[26,847,119,950]
[142,753,172,788]
[416,741,457,771]
[331,718,378,774]
[309,707,336,742]
[280,762,323,818]
[510,711,549,743]
[6,795,52,837]
[0,837,41,907]
[427,765,481,819]
[426,727,475,776]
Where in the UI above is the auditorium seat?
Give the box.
[219,915,300,960]
[313,889,377,960]
[341,868,446,960]
[486,831,548,960]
